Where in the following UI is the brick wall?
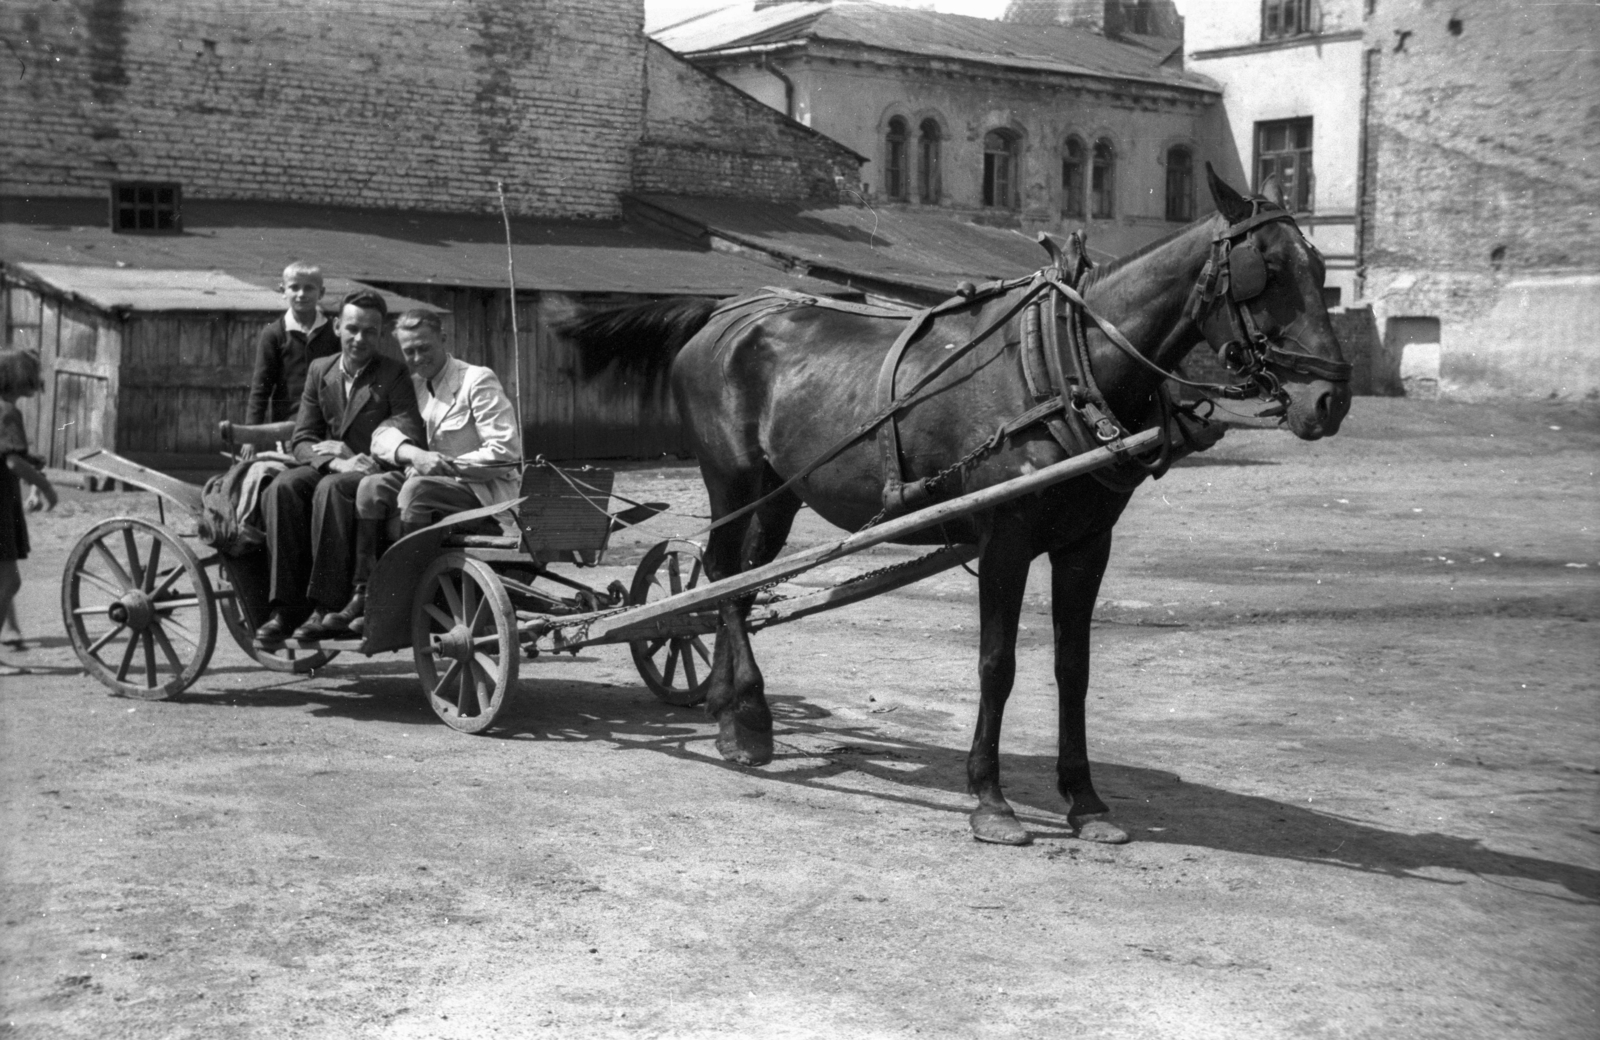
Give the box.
[636,41,860,202]
[1364,0,1598,274]
[1361,0,1599,398]
[0,0,646,218]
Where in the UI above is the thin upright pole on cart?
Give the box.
[496,180,526,460]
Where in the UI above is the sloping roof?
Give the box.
[0,197,851,297]
[628,194,1052,296]
[5,262,442,315]
[654,1,1215,92]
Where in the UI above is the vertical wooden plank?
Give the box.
[38,296,61,466]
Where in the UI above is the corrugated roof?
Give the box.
[655,1,1216,92]
[5,263,442,315]
[0,197,851,297]
[629,194,1052,295]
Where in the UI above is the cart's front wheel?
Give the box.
[412,554,518,734]
[61,517,217,699]
[628,540,713,707]
[211,564,338,674]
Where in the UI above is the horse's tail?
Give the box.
[559,296,719,381]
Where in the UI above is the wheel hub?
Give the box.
[109,591,154,630]
[435,624,475,661]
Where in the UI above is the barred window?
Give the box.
[1165,146,1195,222]
[110,181,182,234]
[885,117,909,201]
[1061,137,1085,219]
[1091,139,1115,219]
[917,119,942,203]
[982,130,1019,209]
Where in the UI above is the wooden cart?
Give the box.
[60,428,1158,733]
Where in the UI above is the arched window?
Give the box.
[982,130,1018,209]
[917,119,942,204]
[1165,146,1195,222]
[1061,136,1085,219]
[1091,138,1115,219]
[885,117,909,201]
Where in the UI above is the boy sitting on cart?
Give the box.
[296,309,522,638]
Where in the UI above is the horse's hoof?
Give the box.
[970,810,1032,846]
[715,716,773,767]
[1070,813,1130,844]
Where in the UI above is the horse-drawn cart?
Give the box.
[60,427,1159,733]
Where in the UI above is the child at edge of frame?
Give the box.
[0,347,58,675]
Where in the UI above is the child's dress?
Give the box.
[0,399,32,562]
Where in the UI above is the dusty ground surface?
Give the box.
[1,397,1596,1040]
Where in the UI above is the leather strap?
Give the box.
[875,308,935,504]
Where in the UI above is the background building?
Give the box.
[655,0,1224,259]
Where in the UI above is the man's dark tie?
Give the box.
[426,379,434,396]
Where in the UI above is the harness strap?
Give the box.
[875,307,936,508]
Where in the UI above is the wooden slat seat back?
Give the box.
[515,464,616,562]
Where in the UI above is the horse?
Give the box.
[564,167,1351,845]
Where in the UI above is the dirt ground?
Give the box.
[1,397,1596,1040]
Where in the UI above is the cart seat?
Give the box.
[438,464,616,566]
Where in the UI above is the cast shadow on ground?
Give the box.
[191,666,1598,904]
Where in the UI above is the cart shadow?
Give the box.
[485,681,1600,904]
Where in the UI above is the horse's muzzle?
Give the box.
[1285,379,1350,440]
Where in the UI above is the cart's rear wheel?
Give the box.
[412,553,518,734]
[628,540,713,707]
[211,563,338,674]
[61,517,217,699]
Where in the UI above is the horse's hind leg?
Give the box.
[1050,531,1130,844]
[702,465,801,767]
[967,513,1036,846]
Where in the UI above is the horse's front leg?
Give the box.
[1049,531,1130,844]
[967,517,1035,845]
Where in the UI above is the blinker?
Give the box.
[1228,242,1267,302]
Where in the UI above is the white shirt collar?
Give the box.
[284,308,328,336]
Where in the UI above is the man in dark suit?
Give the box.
[255,290,424,644]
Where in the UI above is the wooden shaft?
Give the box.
[571,428,1159,646]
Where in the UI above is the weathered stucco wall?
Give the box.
[710,50,1217,258]
[0,0,645,217]
[636,41,860,202]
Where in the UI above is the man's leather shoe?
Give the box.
[255,610,294,645]
[291,610,330,642]
[319,587,366,636]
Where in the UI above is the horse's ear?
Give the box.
[1259,173,1286,210]
[1206,162,1253,224]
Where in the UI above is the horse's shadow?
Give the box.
[194,668,1600,904]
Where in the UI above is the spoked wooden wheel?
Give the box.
[211,563,338,674]
[411,553,518,734]
[61,518,217,699]
[628,540,714,706]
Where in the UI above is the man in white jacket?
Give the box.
[305,309,521,636]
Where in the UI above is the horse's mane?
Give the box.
[1078,213,1216,292]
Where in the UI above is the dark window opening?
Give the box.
[885,117,909,201]
[1263,0,1315,40]
[1321,286,1342,309]
[983,130,1018,209]
[1165,146,1195,222]
[110,181,183,234]
[917,119,942,204]
[1061,136,1085,219]
[1091,138,1115,219]
[1255,118,1314,212]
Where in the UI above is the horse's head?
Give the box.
[1192,165,1351,440]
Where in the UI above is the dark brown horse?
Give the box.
[567,169,1350,845]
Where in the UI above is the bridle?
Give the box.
[1184,200,1354,403]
